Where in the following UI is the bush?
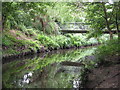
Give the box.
[37,34,59,49]
[95,39,119,61]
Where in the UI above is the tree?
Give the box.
[101,2,113,39]
[84,2,120,40]
[113,2,120,40]
[2,2,83,34]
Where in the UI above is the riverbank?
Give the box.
[3,29,119,88]
[83,39,120,88]
[2,38,119,88]
[3,43,100,64]
[84,54,120,88]
[3,29,101,61]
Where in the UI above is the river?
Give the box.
[2,47,97,88]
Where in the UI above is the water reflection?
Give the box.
[73,78,81,88]
[3,47,97,88]
[19,72,33,87]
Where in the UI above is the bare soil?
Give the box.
[85,55,120,88]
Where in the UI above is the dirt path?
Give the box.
[85,55,120,88]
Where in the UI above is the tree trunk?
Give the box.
[115,10,120,40]
[102,2,113,40]
[115,2,120,41]
[118,2,120,40]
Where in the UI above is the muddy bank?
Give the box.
[84,55,120,88]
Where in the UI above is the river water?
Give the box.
[2,47,97,88]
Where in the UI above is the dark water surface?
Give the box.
[3,47,97,88]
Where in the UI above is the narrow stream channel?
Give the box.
[3,47,97,88]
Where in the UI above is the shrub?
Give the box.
[95,39,119,61]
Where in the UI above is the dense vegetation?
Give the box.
[84,2,120,39]
[2,2,119,56]
[2,1,120,88]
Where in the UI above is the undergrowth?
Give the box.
[94,38,119,64]
[2,28,113,56]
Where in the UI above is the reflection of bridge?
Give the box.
[58,22,118,34]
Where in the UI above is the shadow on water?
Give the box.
[2,47,97,88]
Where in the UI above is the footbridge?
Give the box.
[58,22,118,34]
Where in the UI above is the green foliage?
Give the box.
[95,39,119,61]
[3,28,109,56]
[2,35,14,46]
[2,30,42,55]
[3,2,116,57]
[87,38,98,44]
[37,33,100,49]
[3,47,96,88]
[85,2,120,39]
[83,60,96,69]
[2,32,24,47]
[18,24,27,32]
[2,2,84,35]
[52,35,71,48]
[37,34,59,49]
